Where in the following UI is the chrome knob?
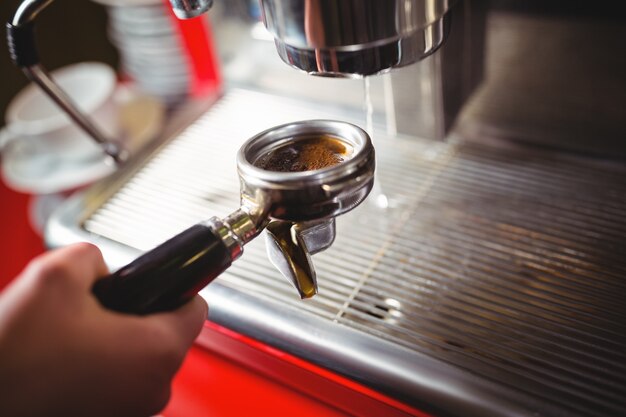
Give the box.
[169,0,214,19]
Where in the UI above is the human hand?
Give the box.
[0,243,207,417]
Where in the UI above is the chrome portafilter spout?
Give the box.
[92,120,375,314]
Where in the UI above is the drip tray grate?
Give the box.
[80,89,626,416]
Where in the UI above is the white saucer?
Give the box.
[1,84,164,194]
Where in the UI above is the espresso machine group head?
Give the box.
[171,0,453,77]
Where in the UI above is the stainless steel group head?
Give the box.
[259,0,452,77]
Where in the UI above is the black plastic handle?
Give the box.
[6,20,39,67]
[92,224,232,314]
[7,0,53,68]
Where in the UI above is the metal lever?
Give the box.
[7,0,127,164]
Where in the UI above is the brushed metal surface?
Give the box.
[47,88,626,416]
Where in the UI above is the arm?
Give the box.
[0,243,207,417]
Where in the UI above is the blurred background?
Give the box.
[0,0,118,127]
[0,0,115,284]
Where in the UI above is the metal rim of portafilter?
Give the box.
[91,120,375,314]
[238,120,375,223]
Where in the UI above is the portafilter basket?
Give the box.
[93,120,375,314]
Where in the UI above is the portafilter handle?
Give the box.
[92,223,232,314]
[6,0,127,164]
[92,211,259,314]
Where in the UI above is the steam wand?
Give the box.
[6,0,127,164]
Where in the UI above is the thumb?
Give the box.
[24,242,109,290]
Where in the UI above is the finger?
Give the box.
[147,295,208,349]
[25,243,109,290]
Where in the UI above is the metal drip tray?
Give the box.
[47,88,626,417]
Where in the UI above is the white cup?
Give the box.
[0,62,119,162]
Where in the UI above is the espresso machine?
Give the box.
[7,1,626,416]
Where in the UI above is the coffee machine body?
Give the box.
[28,1,626,416]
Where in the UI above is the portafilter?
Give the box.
[92,120,375,313]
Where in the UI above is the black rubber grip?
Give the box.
[6,21,39,67]
[92,224,232,314]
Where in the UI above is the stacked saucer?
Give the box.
[94,0,191,106]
